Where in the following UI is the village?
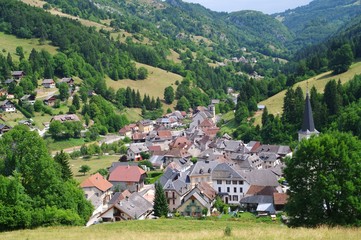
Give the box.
[0,68,319,227]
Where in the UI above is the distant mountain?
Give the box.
[275,0,361,52]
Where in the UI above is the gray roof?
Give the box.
[42,79,54,84]
[241,169,279,187]
[4,79,14,84]
[256,203,275,213]
[159,168,180,187]
[108,162,138,173]
[258,152,279,162]
[129,144,149,154]
[149,155,165,167]
[212,163,246,181]
[188,160,219,177]
[164,178,190,196]
[180,186,213,209]
[300,92,318,133]
[240,195,273,204]
[116,192,153,219]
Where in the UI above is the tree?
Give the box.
[49,120,64,139]
[329,44,354,74]
[137,67,148,80]
[284,132,361,227]
[79,165,91,176]
[58,83,69,101]
[164,86,175,104]
[234,102,249,124]
[72,94,80,110]
[54,150,72,181]
[176,96,190,111]
[153,182,168,217]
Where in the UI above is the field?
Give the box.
[70,155,120,183]
[105,62,182,108]
[258,61,361,117]
[0,32,58,59]
[1,218,361,240]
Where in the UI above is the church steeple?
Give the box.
[298,84,319,141]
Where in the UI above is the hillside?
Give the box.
[1,218,361,240]
[258,61,361,117]
[275,0,361,52]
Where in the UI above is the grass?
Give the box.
[0,112,26,127]
[259,61,361,117]
[122,108,143,122]
[46,137,87,152]
[1,218,361,240]
[70,155,120,183]
[0,32,58,59]
[105,62,182,101]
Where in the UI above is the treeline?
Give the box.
[0,0,138,87]
[0,126,93,231]
[233,75,361,145]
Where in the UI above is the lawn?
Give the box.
[105,62,182,101]
[122,108,143,122]
[0,111,26,127]
[70,155,120,183]
[1,218,361,240]
[46,137,87,152]
[0,31,58,59]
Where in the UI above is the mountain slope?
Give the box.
[276,0,361,52]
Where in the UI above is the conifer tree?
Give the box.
[153,182,168,217]
[54,150,73,181]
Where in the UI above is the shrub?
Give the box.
[224,225,232,237]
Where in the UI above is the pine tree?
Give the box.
[153,182,168,217]
[72,94,80,110]
[54,150,73,181]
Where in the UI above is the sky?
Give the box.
[182,0,313,14]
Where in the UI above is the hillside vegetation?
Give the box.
[258,61,361,117]
[1,218,361,240]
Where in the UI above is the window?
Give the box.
[234,187,237,193]
[233,195,238,201]
[172,192,175,198]
[217,180,222,184]
[226,180,231,184]
[232,180,238,185]
[227,187,230,192]
[218,187,221,192]
[239,181,244,185]
[173,199,175,205]
[240,188,243,193]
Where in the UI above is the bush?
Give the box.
[224,225,232,237]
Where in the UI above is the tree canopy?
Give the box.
[284,132,361,227]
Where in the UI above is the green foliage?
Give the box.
[285,132,361,227]
[176,96,190,111]
[329,44,354,74]
[224,225,232,237]
[79,165,91,176]
[153,182,168,217]
[0,126,93,231]
[54,150,73,181]
[164,86,175,104]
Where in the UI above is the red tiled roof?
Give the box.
[108,165,146,182]
[80,173,113,192]
[148,145,162,152]
[132,132,147,140]
[157,130,172,139]
[169,136,192,149]
[200,119,215,128]
[273,193,288,205]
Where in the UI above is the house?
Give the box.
[42,79,56,88]
[138,119,153,133]
[4,79,16,85]
[80,173,113,208]
[132,132,147,143]
[212,163,250,205]
[99,192,153,222]
[119,125,133,138]
[108,165,147,192]
[51,114,80,123]
[20,94,36,105]
[177,183,216,217]
[273,193,288,211]
[43,95,57,106]
[0,124,11,135]
[11,71,25,80]
[149,155,165,169]
[0,100,16,112]
[162,168,191,211]
[240,195,274,212]
[0,88,8,97]
[59,77,74,86]
[127,143,149,161]
[256,203,276,215]
[188,160,219,187]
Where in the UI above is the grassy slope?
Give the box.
[70,155,120,183]
[0,32,58,59]
[1,218,361,240]
[106,62,182,109]
[256,61,361,123]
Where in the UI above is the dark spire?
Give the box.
[301,87,316,132]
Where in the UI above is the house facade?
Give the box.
[42,79,56,88]
[80,173,113,208]
[108,165,147,192]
